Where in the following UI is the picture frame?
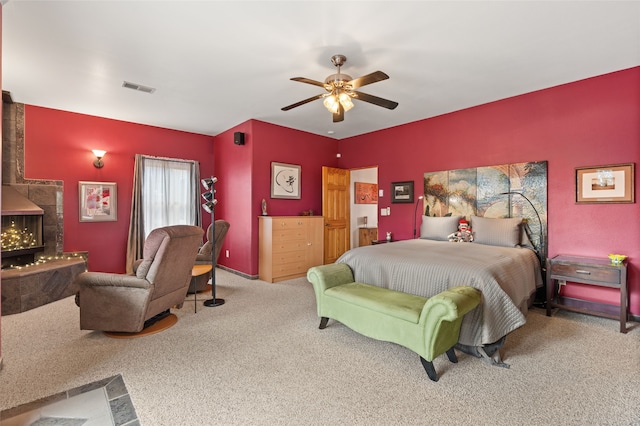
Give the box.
[576,163,635,204]
[391,181,414,203]
[79,181,118,222]
[354,182,378,204]
[271,162,301,199]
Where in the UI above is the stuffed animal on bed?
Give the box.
[448,218,474,242]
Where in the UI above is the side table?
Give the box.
[191,264,213,313]
[546,255,628,333]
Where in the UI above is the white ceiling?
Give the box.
[2,1,639,140]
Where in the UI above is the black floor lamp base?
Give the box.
[204,298,225,307]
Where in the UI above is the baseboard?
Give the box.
[217,265,258,280]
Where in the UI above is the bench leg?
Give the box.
[446,347,458,363]
[319,317,329,329]
[420,357,439,382]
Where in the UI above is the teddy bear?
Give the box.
[448,218,474,242]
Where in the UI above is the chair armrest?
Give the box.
[194,253,211,264]
[77,271,151,290]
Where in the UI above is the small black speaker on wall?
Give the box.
[234,132,245,145]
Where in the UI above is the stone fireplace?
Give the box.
[1,185,46,268]
[1,94,87,315]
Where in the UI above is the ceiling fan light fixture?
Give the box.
[323,95,340,114]
[282,54,397,121]
[339,92,354,112]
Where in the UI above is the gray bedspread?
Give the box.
[336,239,542,346]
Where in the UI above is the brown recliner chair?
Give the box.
[188,220,230,293]
[76,225,204,333]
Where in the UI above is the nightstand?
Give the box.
[546,255,628,333]
[359,227,378,246]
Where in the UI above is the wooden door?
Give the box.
[322,166,350,264]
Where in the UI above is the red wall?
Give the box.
[214,120,338,277]
[23,106,214,273]
[338,67,640,315]
[17,67,640,315]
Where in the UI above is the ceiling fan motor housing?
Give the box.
[324,73,353,88]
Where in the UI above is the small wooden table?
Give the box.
[546,255,628,333]
[191,264,212,313]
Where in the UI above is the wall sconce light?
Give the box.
[92,150,107,168]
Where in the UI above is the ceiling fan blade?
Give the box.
[281,94,324,111]
[353,91,398,110]
[290,77,327,88]
[333,103,344,122]
[348,71,389,89]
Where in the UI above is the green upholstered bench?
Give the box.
[307,263,481,381]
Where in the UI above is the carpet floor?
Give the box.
[0,268,639,425]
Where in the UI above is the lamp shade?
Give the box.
[202,199,218,214]
[202,191,215,202]
[201,177,218,190]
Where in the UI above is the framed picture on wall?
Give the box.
[79,181,118,222]
[271,162,301,199]
[354,182,378,204]
[391,181,414,203]
[576,163,635,204]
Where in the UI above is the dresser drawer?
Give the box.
[551,262,620,285]
[272,228,306,242]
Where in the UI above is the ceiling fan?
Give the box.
[281,54,398,123]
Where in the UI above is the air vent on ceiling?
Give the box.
[122,81,156,94]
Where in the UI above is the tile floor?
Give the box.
[0,375,139,426]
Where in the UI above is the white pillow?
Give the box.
[471,216,522,247]
[420,215,463,241]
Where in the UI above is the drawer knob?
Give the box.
[576,269,591,275]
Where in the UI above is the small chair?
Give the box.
[188,220,230,293]
[75,225,204,333]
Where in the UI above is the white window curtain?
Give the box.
[126,154,201,273]
[141,157,198,237]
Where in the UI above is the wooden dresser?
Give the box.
[259,216,324,283]
[358,227,378,246]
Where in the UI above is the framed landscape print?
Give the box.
[79,181,117,222]
[391,181,414,203]
[576,163,634,204]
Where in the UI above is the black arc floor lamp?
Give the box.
[500,190,546,306]
[201,176,225,307]
[413,195,424,239]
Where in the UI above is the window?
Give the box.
[141,156,199,237]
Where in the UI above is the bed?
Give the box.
[336,215,543,350]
